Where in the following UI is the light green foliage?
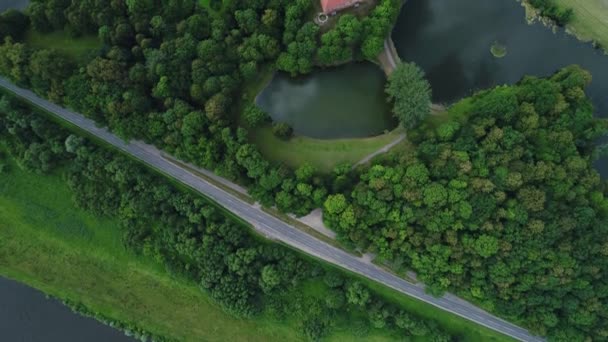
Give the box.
[317,15,362,65]
[474,235,499,258]
[436,121,461,141]
[324,194,347,215]
[386,62,432,129]
[423,183,448,207]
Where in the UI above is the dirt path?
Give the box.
[354,132,406,167]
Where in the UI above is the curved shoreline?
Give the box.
[518,0,608,54]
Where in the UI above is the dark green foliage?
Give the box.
[0,96,68,173]
[346,281,371,306]
[323,272,344,288]
[324,289,346,309]
[0,150,7,174]
[243,103,269,128]
[386,62,432,129]
[325,66,608,340]
[0,9,29,40]
[301,318,329,341]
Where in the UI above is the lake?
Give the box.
[0,277,135,342]
[0,0,29,12]
[392,0,608,116]
[257,63,396,139]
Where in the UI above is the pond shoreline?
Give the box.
[517,0,608,54]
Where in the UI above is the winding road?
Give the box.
[0,77,543,342]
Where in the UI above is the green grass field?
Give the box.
[25,30,100,61]
[252,126,405,173]
[549,0,608,50]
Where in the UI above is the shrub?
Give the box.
[243,104,269,127]
[272,122,293,140]
[386,62,432,129]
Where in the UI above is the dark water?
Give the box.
[0,0,29,12]
[393,0,608,115]
[257,63,395,139]
[0,277,136,342]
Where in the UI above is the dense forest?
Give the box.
[0,0,607,341]
[0,94,451,341]
[0,0,402,218]
[326,66,608,340]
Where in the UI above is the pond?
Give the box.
[0,276,135,342]
[392,0,608,115]
[0,0,29,12]
[257,63,396,139]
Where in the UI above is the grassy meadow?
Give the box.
[545,0,608,51]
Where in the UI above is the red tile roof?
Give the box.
[321,0,356,14]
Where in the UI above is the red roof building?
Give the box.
[321,0,360,14]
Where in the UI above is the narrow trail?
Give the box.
[354,132,406,167]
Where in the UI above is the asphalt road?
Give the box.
[0,78,544,342]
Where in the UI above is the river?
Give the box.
[0,277,135,342]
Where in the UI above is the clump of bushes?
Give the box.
[529,0,574,26]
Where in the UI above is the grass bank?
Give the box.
[522,0,608,52]
[553,0,608,50]
[253,126,404,173]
